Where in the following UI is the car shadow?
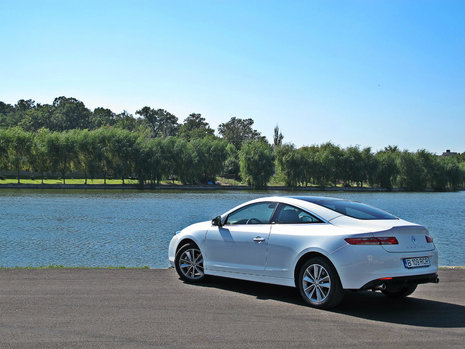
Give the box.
[188,276,465,328]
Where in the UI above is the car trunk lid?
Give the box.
[372,225,434,253]
[329,216,435,253]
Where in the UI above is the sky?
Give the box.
[0,0,464,154]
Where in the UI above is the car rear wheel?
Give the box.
[298,257,344,309]
[175,243,206,283]
[382,284,417,298]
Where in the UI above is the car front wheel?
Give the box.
[298,257,344,309]
[175,243,206,283]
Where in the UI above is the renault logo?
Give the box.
[411,236,416,245]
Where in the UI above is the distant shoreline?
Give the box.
[1,183,464,192]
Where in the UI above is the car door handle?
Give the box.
[253,236,265,243]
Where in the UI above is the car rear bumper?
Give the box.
[331,244,439,289]
[360,272,439,290]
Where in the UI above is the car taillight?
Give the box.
[425,235,434,243]
[345,237,399,245]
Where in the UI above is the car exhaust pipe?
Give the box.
[373,283,386,291]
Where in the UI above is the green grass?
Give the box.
[0,177,389,189]
[0,265,151,270]
[216,177,243,186]
[0,178,140,185]
[0,177,246,186]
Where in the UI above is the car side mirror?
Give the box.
[212,215,223,227]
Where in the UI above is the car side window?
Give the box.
[274,204,322,224]
[225,202,277,225]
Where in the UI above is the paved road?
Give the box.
[1,269,464,348]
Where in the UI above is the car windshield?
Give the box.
[291,197,398,220]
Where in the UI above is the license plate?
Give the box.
[403,257,430,269]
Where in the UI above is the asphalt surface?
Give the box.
[1,269,464,348]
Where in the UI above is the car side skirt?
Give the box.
[204,268,296,288]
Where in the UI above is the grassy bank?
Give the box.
[0,177,420,190]
[1,178,140,185]
[1,178,464,192]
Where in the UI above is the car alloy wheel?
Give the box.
[298,257,343,309]
[175,243,205,282]
[302,263,331,304]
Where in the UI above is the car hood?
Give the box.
[180,220,212,235]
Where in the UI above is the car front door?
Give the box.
[205,202,277,275]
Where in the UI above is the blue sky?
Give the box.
[0,0,464,153]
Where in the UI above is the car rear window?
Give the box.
[292,197,398,220]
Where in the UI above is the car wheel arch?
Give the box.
[293,251,341,288]
[176,238,200,253]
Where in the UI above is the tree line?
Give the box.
[1,97,464,190]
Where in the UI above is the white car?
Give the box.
[168,196,439,309]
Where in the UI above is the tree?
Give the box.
[46,131,76,184]
[5,127,33,184]
[361,147,376,187]
[135,137,164,185]
[114,111,138,131]
[93,127,113,185]
[273,125,284,147]
[239,140,275,188]
[30,128,51,184]
[191,137,227,183]
[173,138,196,184]
[136,107,179,137]
[0,101,16,128]
[441,157,463,191]
[91,107,117,129]
[178,113,214,140]
[12,99,36,127]
[222,143,240,180]
[317,142,344,186]
[107,129,138,185]
[16,99,36,112]
[341,146,373,187]
[73,129,100,184]
[218,117,263,149]
[51,96,92,131]
[459,162,465,188]
[19,104,54,131]
[0,99,36,128]
[161,137,178,183]
[373,150,398,190]
[397,151,426,191]
[416,149,438,189]
[275,144,302,187]
[298,146,319,186]
[0,128,11,171]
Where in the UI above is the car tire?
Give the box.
[298,257,344,309]
[382,284,417,298]
[175,243,206,283]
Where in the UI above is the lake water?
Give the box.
[0,189,464,267]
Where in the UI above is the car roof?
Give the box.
[246,196,398,222]
[224,196,344,222]
[287,196,345,204]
